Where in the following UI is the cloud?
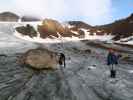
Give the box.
[13,0,67,18]
[12,0,112,25]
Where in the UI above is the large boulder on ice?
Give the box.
[19,48,59,69]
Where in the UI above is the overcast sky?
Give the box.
[0,0,132,25]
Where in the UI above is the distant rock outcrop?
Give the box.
[37,19,76,38]
[15,24,37,37]
[38,19,64,38]
[21,16,41,22]
[0,12,19,22]
[19,48,59,69]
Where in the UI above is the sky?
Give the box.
[0,0,132,25]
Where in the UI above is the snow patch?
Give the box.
[71,30,79,35]
[80,28,113,41]
[88,65,96,70]
[128,70,133,74]
[116,36,133,45]
[14,30,87,43]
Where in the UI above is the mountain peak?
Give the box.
[0,11,19,17]
[128,13,133,20]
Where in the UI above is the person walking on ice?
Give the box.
[107,48,119,78]
[58,53,66,68]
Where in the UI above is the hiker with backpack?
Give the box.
[107,48,119,78]
[58,53,66,68]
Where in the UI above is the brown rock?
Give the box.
[38,19,65,38]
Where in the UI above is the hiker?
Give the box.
[59,53,66,68]
[107,49,118,78]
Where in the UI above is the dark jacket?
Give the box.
[59,53,66,67]
[107,52,118,65]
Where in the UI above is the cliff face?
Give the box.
[0,12,19,22]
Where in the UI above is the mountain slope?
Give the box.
[14,13,133,43]
[95,13,133,40]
